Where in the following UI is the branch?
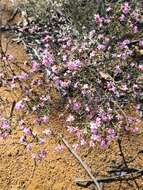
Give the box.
[75,168,143,187]
[9,100,16,119]
[117,139,128,168]
[60,135,102,190]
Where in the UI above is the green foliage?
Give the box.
[25,0,106,33]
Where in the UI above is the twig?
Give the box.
[9,100,16,119]
[118,139,140,190]
[75,168,143,186]
[60,135,102,190]
[118,139,128,168]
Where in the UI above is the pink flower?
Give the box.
[91,134,101,142]
[15,101,24,110]
[67,59,81,71]
[97,44,106,50]
[73,102,81,111]
[38,150,47,160]
[42,52,53,67]
[133,26,138,33]
[42,35,50,43]
[107,128,116,140]
[2,122,9,129]
[131,127,140,134]
[7,54,15,61]
[107,81,116,92]
[39,138,45,145]
[107,128,115,135]
[96,117,102,127]
[122,3,130,14]
[67,39,72,45]
[119,40,130,49]
[19,136,26,143]
[100,140,108,149]
[76,130,83,139]
[27,143,32,151]
[62,55,68,61]
[80,139,86,146]
[95,14,103,25]
[119,14,125,22]
[139,65,143,72]
[23,128,32,136]
[59,80,70,88]
[42,115,49,123]
[90,121,98,133]
[67,126,77,133]
[114,65,122,75]
[32,61,39,72]
[18,72,28,80]
[35,117,42,124]
[2,54,15,61]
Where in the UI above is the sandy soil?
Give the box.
[0,1,143,190]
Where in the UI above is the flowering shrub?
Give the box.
[1,0,143,158]
[0,46,51,159]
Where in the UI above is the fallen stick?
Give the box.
[61,135,102,190]
[75,168,143,187]
[9,100,16,119]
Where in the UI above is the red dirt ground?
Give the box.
[0,1,143,190]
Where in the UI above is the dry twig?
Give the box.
[60,135,102,190]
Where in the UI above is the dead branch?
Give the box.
[60,135,102,190]
[75,168,143,187]
[9,100,16,119]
